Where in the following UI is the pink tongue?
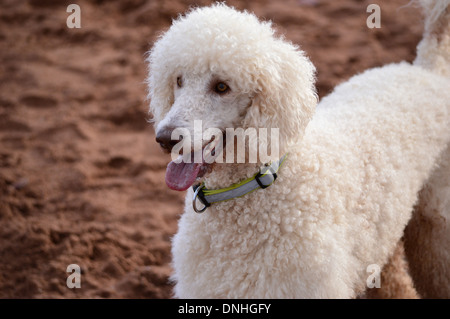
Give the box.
[165,161,202,191]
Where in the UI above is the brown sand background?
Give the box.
[0,0,424,298]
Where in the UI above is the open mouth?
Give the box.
[165,136,224,191]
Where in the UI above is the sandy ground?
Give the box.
[0,0,424,298]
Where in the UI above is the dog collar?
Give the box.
[192,154,287,213]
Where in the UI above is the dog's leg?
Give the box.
[364,239,419,299]
[404,145,450,299]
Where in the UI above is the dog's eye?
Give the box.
[177,76,182,88]
[214,82,229,94]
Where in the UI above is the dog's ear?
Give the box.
[146,59,174,127]
[146,34,177,127]
[243,40,317,151]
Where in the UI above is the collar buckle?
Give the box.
[193,184,210,213]
[255,167,277,189]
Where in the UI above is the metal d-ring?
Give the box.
[193,185,208,213]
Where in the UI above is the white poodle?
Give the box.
[147,1,450,298]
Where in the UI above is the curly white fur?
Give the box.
[147,2,450,298]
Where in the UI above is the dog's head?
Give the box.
[147,4,317,190]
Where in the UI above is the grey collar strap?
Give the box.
[192,154,288,213]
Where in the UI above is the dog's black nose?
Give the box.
[156,127,181,152]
